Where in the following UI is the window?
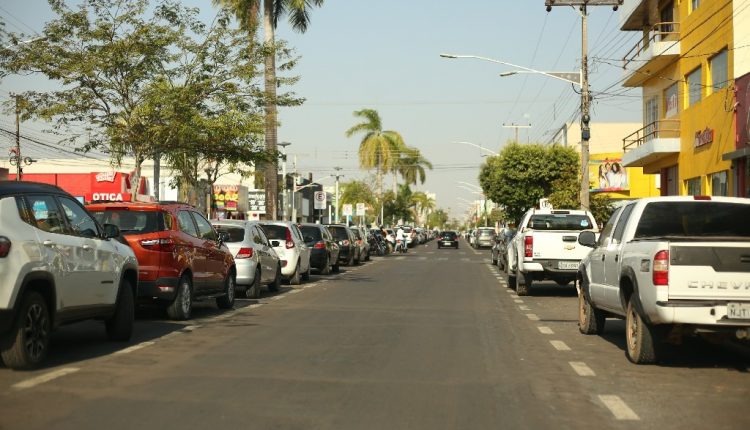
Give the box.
[91,209,163,234]
[664,83,678,117]
[645,97,659,138]
[691,0,700,13]
[711,171,728,196]
[25,195,66,234]
[192,212,217,241]
[597,207,622,246]
[612,204,635,243]
[660,2,674,38]
[686,67,702,107]
[528,214,593,231]
[177,210,198,237]
[634,202,750,238]
[58,196,99,238]
[686,177,702,195]
[710,49,728,92]
[214,225,245,242]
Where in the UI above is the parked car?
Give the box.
[491,228,516,270]
[577,196,750,364]
[258,221,311,285]
[88,201,236,320]
[437,231,459,249]
[473,227,495,249]
[299,223,340,274]
[351,226,370,262]
[211,220,281,299]
[0,181,139,369]
[326,224,359,266]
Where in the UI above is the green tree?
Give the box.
[339,179,376,217]
[345,108,404,200]
[426,208,449,230]
[410,191,435,225]
[213,0,324,220]
[394,146,432,189]
[479,143,579,223]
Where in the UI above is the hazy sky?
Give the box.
[0,0,642,218]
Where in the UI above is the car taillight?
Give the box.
[140,238,175,252]
[653,250,669,286]
[0,236,11,258]
[236,247,254,259]
[693,195,711,200]
[286,229,295,249]
[313,241,326,249]
[524,236,533,258]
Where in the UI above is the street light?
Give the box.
[453,141,498,156]
[440,53,581,86]
[277,142,292,220]
[458,181,482,191]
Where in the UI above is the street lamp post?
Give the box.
[278,142,291,220]
[453,141,498,156]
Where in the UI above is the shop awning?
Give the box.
[722,147,750,161]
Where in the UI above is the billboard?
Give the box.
[590,154,629,191]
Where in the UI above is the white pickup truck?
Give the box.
[577,196,750,364]
[506,208,598,296]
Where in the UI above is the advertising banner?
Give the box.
[247,190,266,214]
[590,154,630,191]
[213,185,239,211]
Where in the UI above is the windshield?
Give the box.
[328,226,349,240]
[529,214,593,231]
[260,224,288,240]
[634,202,750,238]
[90,209,163,234]
[300,226,323,241]
[212,225,246,242]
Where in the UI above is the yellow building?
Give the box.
[619,0,740,196]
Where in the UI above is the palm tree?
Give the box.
[213,0,325,220]
[410,191,436,225]
[345,109,404,200]
[398,146,433,187]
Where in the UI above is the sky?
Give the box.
[0,0,643,219]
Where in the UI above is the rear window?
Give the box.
[478,229,494,236]
[213,225,246,242]
[261,224,288,240]
[441,231,457,239]
[529,214,592,231]
[91,209,163,234]
[328,226,349,240]
[300,226,322,241]
[634,202,750,239]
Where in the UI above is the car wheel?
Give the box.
[245,267,262,299]
[438,244,441,249]
[106,279,135,341]
[268,265,282,292]
[167,276,192,320]
[321,254,331,275]
[492,254,498,265]
[347,253,354,266]
[578,287,605,335]
[625,297,661,364]
[515,269,529,296]
[1,292,51,370]
[332,260,341,273]
[216,270,236,309]
[289,260,301,285]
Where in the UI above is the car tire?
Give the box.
[321,255,331,275]
[347,253,354,266]
[438,244,441,249]
[492,255,498,265]
[1,291,51,370]
[268,265,282,292]
[216,270,236,309]
[332,260,341,273]
[167,276,192,321]
[106,279,135,341]
[515,269,529,296]
[625,297,662,364]
[289,260,301,285]
[246,267,262,299]
[578,288,605,335]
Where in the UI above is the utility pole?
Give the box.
[502,123,532,144]
[15,95,21,181]
[545,0,622,211]
[334,167,343,224]
[278,142,291,220]
[291,154,298,223]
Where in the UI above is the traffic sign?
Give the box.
[342,204,353,216]
[355,202,366,216]
[314,191,326,210]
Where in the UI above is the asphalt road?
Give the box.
[1,239,749,430]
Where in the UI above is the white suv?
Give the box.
[0,181,139,369]
[258,221,311,285]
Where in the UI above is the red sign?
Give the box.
[694,128,714,148]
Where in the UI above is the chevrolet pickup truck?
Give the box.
[506,208,598,296]
[577,196,750,364]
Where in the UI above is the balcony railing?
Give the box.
[623,119,680,152]
[622,22,680,70]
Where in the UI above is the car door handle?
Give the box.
[615,255,619,262]
[601,254,605,261]
[43,240,56,248]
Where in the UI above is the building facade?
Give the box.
[620,0,744,196]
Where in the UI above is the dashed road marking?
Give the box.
[514,299,524,303]
[418,257,427,261]
[182,325,200,332]
[395,257,406,261]
[115,341,156,355]
[289,289,301,294]
[537,326,554,335]
[550,340,571,351]
[461,258,470,262]
[569,361,596,376]
[438,257,449,261]
[12,368,80,390]
[598,395,640,421]
[526,313,540,321]
[270,296,284,301]
[519,305,530,311]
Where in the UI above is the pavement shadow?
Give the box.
[526,282,577,298]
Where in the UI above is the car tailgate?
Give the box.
[668,242,750,300]
[528,230,592,262]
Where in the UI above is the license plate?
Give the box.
[443,241,452,245]
[727,303,750,320]
[558,261,579,270]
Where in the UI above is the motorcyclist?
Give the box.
[395,226,406,253]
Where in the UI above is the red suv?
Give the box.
[87,201,236,320]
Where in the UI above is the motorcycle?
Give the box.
[395,238,408,253]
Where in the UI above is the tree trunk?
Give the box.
[263,0,278,220]
[129,153,143,202]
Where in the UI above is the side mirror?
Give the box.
[218,231,230,244]
[270,240,281,247]
[578,231,597,248]
[102,223,120,239]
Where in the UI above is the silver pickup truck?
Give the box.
[577,196,750,364]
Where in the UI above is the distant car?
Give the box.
[299,223,340,274]
[88,201,236,320]
[437,231,459,249]
[258,221,311,285]
[326,224,359,266]
[0,181,139,369]
[211,220,281,298]
[474,227,495,249]
[351,226,370,262]
[491,228,517,270]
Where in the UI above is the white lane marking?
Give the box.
[247,303,263,309]
[270,296,284,301]
[598,395,640,421]
[12,368,80,390]
[526,314,540,321]
[569,361,596,376]
[115,341,156,355]
[461,258,470,262]
[519,305,530,311]
[550,340,571,351]
[418,257,427,261]
[537,326,554,335]
[182,325,200,332]
[395,257,406,261]
[514,299,524,303]
[289,289,301,294]
[438,257,449,261]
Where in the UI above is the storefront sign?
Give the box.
[694,128,714,148]
[213,185,239,211]
[95,171,117,182]
[89,192,131,202]
[247,190,266,214]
